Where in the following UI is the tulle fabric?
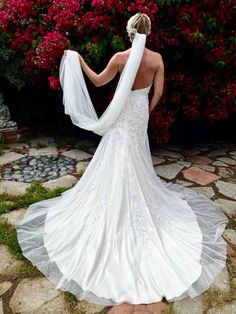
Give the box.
[59,32,146,136]
[16,86,229,305]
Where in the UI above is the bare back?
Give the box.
[117,48,163,90]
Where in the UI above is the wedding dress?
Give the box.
[16,33,229,306]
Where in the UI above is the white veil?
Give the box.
[59,33,146,136]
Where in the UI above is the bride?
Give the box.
[16,13,228,306]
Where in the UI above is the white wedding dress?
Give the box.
[16,33,229,306]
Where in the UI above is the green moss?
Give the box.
[18,260,43,278]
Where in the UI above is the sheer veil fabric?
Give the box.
[15,32,229,306]
[59,32,146,136]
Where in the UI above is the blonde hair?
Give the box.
[126,13,151,42]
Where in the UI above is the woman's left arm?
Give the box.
[78,53,120,87]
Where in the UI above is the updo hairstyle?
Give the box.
[126,13,151,42]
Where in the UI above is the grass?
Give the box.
[202,259,236,311]
[73,169,86,180]
[64,292,80,314]
[0,219,43,279]
[64,291,78,303]
[0,219,22,259]
[0,181,69,214]
[75,143,91,151]
[18,260,43,278]
[0,181,73,259]
[163,304,174,314]
[0,201,15,214]
[0,137,7,156]
[54,135,77,149]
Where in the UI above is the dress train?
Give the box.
[16,85,228,305]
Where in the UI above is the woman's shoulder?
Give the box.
[145,48,162,59]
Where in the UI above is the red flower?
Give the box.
[48,76,60,90]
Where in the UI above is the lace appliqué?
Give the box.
[84,201,107,228]
[148,205,173,233]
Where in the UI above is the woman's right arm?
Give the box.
[149,54,164,114]
[63,50,120,87]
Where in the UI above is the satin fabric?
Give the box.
[15,33,228,305]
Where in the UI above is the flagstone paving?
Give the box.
[0,137,235,313]
[182,166,220,186]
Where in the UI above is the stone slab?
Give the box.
[0,299,3,314]
[146,301,167,313]
[173,296,204,314]
[206,300,236,314]
[77,300,107,314]
[215,180,236,200]
[191,187,215,199]
[186,155,213,165]
[0,281,12,295]
[0,245,24,276]
[216,157,236,165]
[223,229,236,247]
[209,266,230,293]
[175,179,194,187]
[0,181,30,196]
[155,163,184,180]
[217,167,234,178]
[212,161,229,167]
[9,277,60,313]
[0,208,27,226]
[214,199,236,218]
[152,148,183,159]
[76,161,90,173]
[0,152,25,166]
[183,166,220,186]
[34,294,70,314]
[151,155,165,166]
[29,146,58,156]
[207,148,228,157]
[192,164,215,172]
[62,149,92,161]
[42,175,78,190]
[181,149,201,156]
[177,161,192,168]
[6,143,30,150]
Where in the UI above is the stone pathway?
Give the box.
[0,136,235,314]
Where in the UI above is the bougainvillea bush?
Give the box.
[0,0,235,143]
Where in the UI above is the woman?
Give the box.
[16,13,228,306]
[74,13,164,115]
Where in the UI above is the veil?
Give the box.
[59,33,146,136]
